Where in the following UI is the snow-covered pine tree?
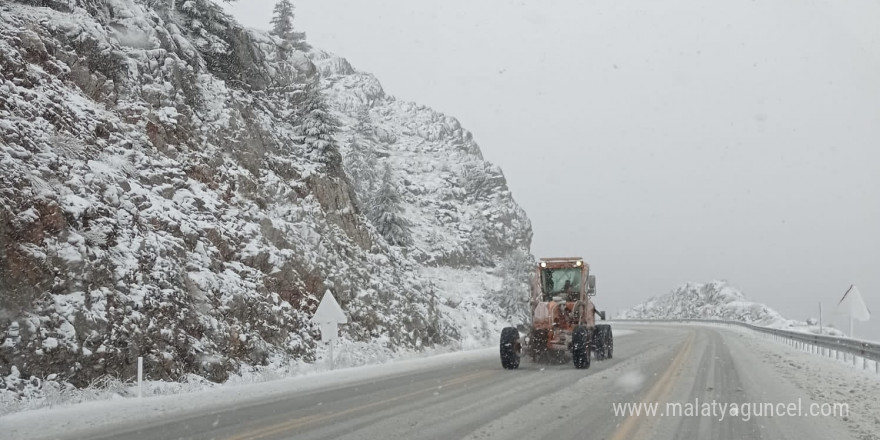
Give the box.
[355,106,373,138]
[369,163,412,246]
[270,0,310,58]
[295,80,341,165]
[485,253,532,323]
[343,136,376,206]
[178,0,232,55]
[363,142,379,177]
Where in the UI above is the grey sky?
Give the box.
[225,0,880,339]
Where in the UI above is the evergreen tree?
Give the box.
[295,80,340,164]
[355,106,373,138]
[369,163,412,246]
[363,142,378,178]
[343,137,375,202]
[270,0,310,58]
[486,254,532,323]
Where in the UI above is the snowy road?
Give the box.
[4,324,867,440]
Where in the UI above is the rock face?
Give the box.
[315,51,531,268]
[0,0,532,400]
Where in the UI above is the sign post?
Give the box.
[311,290,347,369]
[837,285,871,339]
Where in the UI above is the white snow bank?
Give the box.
[2,325,639,439]
[718,325,879,438]
[0,347,495,440]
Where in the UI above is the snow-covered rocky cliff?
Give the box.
[618,280,844,336]
[0,0,532,407]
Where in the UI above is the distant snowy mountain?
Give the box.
[0,0,531,408]
[618,281,845,336]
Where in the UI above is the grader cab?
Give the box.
[500,257,613,369]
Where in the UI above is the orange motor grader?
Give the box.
[500,257,612,369]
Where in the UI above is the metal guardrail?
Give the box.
[614,319,880,374]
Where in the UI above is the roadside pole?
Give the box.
[137,356,143,398]
[329,339,334,370]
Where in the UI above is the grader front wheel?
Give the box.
[500,327,521,369]
[572,326,591,369]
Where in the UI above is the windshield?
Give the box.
[540,267,583,300]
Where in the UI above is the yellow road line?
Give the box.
[225,369,493,440]
[609,331,696,440]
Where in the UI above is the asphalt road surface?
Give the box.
[24,324,858,440]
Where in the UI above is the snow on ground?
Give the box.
[716,324,880,440]
[0,347,494,440]
[610,328,635,337]
[422,266,510,348]
[0,324,639,439]
[0,333,482,416]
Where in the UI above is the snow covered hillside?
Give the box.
[0,0,532,407]
[618,281,844,336]
[312,50,534,330]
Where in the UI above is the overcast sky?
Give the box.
[225,0,880,339]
